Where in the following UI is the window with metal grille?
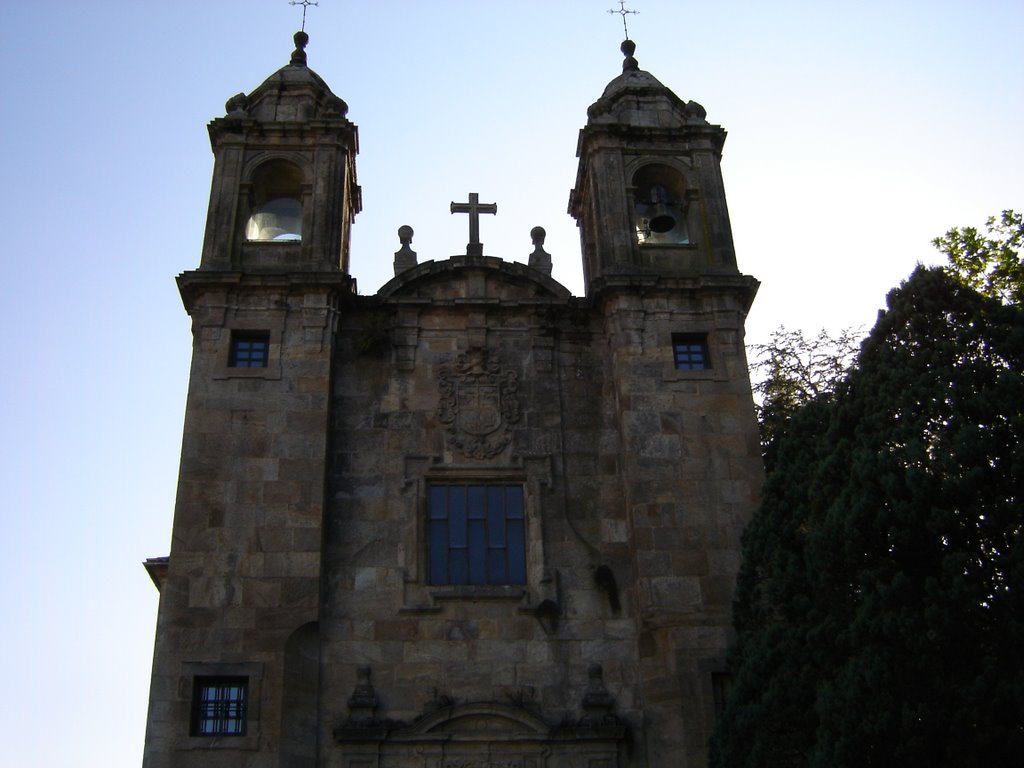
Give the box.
[672,334,710,370]
[428,484,526,586]
[229,331,270,368]
[191,677,248,736]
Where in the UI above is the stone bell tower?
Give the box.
[570,40,741,289]
[567,40,763,766]
[199,30,360,273]
[142,31,358,767]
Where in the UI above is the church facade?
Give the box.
[143,31,763,768]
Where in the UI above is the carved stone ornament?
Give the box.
[334,700,624,762]
[345,665,379,725]
[224,92,249,116]
[438,349,520,459]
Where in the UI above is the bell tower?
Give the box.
[568,40,764,767]
[570,40,739,289]
[143,32,358,767]
[199,31,360,273]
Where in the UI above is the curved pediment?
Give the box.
[378,257,572,303]
[396,702,551,741]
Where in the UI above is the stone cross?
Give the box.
[450,193,497,257]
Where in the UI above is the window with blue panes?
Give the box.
[229,331,270,368]
[672,333,710,370]
[428,484,526,586]
[191,677,248,736]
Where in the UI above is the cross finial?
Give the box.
[289,0,319,32]
[450,193,497,257]
[608,1,639,40]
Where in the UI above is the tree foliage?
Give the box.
[749,327,860,470]
[934,209,1023,305]
[713,266,1024,767]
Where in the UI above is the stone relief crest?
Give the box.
[437,348,520,459]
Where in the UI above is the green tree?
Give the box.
[713,266,1024,767]
[934,209,1023,304]
[750,327,860,470]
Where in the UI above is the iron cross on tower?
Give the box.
[608,1,639,39]
[451,193,497,257]
[289,0,319,32]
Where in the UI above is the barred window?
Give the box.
[672,333,710,370]
[229,331,270,368]
[428,484,526,586]
[191,677,248,736]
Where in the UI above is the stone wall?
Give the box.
[319,262,762,767]
[143,275,346,768]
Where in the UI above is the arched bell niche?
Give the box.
[245,159,305,242]
[632,163,689,245]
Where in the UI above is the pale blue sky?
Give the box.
[0,1,1020,765]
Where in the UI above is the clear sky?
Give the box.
[0,1,1020,765]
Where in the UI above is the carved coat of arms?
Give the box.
[437,349,520,459]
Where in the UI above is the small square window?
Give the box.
[672,334,710,370]
[191,677,248,736]
[229,332,270,368]
[428,484,526,586]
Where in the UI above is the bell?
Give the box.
[645,203,678,234]
[246,198,303,242]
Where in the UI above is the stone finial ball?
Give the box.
[398,225,414,243]
[621,40,636,57]
[530,226,546,243]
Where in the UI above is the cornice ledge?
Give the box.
[176,270,356,311]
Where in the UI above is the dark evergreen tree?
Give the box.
[713,266,1024,767]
